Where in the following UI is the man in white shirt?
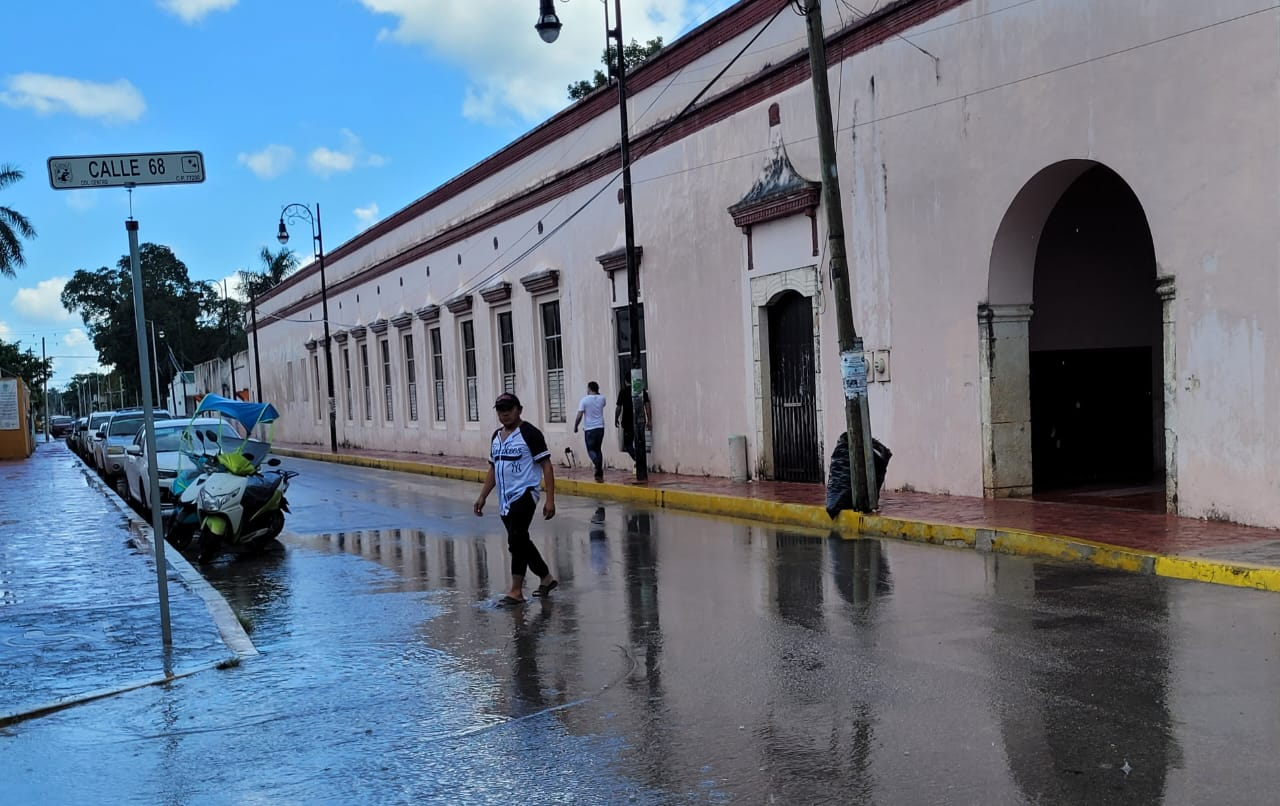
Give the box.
[573,380,608,482]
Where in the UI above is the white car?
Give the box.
[122,417,239,515]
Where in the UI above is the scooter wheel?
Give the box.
[197,529,221,564]
[166,522,195,550]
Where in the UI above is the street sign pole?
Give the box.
[48,149,205,650]
[128,218,172,648]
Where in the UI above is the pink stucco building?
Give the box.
[254,0,1280,528]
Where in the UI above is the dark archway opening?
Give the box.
[1029,166,1164,508]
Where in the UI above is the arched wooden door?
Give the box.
[768,291,820,482]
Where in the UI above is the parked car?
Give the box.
[123,417,236,516]
[81,411,115,462]
[93,410,172,481]
[49,415,75,437]
[66,417,88,451]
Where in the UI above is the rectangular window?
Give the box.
[301,360,309,402]
[313,354,322,420]
[286,362,295,403]
[614,303,648,396]
[379,338,394,422]
[430,327,446,422]
[461,320,479,422]
[497,311,516,395]
[403,334,419,422]
[343,347,353,420]
[360,342,372,421]
[541,300,565,422]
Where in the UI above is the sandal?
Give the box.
[532,580,559,598]
[496,595,526,607]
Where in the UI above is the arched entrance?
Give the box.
[982,161,1173,509]
[768,290,821,482]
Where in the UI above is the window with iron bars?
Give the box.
[403,333,419,422]
[430,327,445,422]
[541,300,565,422]
[461,320,479,422]
[497,310,516,395]
[343,348,354,420]
[380,338,394,422]
[313,354,321,421]
[360,342,372,421]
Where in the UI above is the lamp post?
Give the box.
[278,202,338,454]
[537,0,648,481]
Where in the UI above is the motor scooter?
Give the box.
[195,448,297,563]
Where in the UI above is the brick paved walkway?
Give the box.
[274,440,1280,581]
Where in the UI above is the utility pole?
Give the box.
[804,0,877,511]
[41,337,48,441]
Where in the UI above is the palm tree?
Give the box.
[0,164,36,278]
[238,246,298,299]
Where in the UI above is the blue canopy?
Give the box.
[193,394,280,433]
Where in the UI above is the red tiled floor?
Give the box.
[275,442,1280,565]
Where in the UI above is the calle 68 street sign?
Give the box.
[47,151,205,190]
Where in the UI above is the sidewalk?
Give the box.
[272,440,1280,594]
[0,440,255,726]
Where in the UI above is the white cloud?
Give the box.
[0,73,145,122]
[0,320,11,340]
[64,328,89,347]
[12,277,72,322]
[308,129,384,178]
[308,147,355,178]
[359,0,731,124]
[157,0,238,23]
[238,144,295,179]
[354,203,380,224]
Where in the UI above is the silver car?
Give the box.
[122,417,234,515]
[94,409,172,479]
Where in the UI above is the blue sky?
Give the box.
[2,0,734,384]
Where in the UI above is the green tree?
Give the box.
[567,37,664,101]
[0,164,37,278]
[238,246,298,300]
[59,243,240,399]
[0,337,52,392]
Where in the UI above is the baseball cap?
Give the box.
[494,393,521,409]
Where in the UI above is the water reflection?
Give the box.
[992,558,1179,804]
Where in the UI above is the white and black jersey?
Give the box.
[489,421,551,515]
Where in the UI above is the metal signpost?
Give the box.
[48,150,206,647]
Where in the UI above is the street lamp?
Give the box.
[277,202,338,455]
[537,0,648,481]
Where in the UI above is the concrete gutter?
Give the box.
[275,446,1280,594]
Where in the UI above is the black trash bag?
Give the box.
[825,432,892,518]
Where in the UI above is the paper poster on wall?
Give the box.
[0,379,19,431]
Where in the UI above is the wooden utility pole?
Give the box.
[804,0,877,511]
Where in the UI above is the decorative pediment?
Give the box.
[727,128,821,270]
[369,317,389,335]
[391,310,414,330]
[415,304,440,324]
[727,144,821,228]
[480,282,512,304]
[596,246,644,277]
[519,269,560,295]
[349,324,367,340]
[333,330,349,344]
[445,294,473,315]
[304,338,318,351]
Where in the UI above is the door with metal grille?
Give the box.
[769,292,821,482]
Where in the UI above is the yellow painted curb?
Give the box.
[272,448,1280,594]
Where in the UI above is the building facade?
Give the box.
[254,0,1280,528]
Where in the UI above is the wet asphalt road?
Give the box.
[7,456,1280,804]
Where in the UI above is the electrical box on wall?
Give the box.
[874,350,891,383]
